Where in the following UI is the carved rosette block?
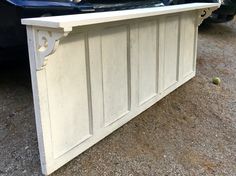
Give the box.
[198,7,218,25]
[34,28,72,70]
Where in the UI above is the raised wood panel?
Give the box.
[24,5,216,173]
[88,31,104,131]
[46,33,92,158]
[179,13,196,78]
[100,26,130,126]
[162,16,179,90]
[138,20,158,105]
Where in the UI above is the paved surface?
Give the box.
[0,19,236,176]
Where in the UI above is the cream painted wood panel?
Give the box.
[179,12,197,78]
[23,3,220,175]
[138,20,158,105]
[100,26,130,126]
[161,15,180,91]
[45,33,92,158]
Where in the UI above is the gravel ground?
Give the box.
[0,18,236,176]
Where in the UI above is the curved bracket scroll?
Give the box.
[35,28,72,70]
[198,7,218,26]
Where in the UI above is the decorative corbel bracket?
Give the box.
[198,7,219,26]
[34,27,72,71]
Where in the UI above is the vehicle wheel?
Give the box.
[225,14,235,21]
[206,13,235,23]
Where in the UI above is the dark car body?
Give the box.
[171,0,236,22]
[0,0,167,48]
[209,0,236,22]
[1,0,229,50]
[0,0,98,48]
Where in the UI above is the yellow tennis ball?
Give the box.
[212,77,221,85]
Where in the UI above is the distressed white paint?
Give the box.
[22,3,219,175]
